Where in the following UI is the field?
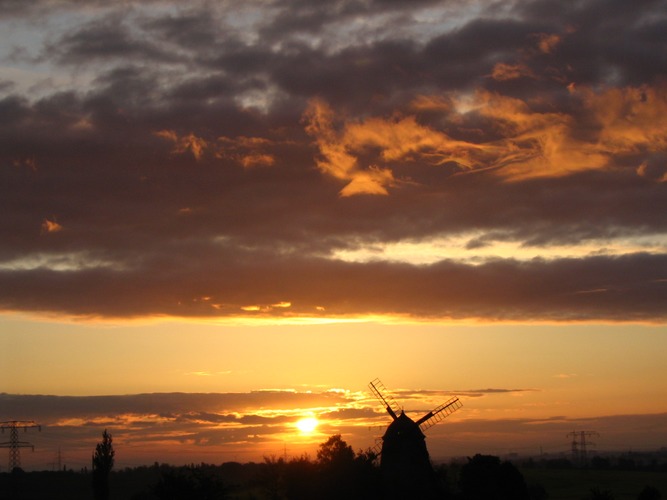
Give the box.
[521,467,667,500]
[2,461,667,499]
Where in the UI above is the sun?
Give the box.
[295,416,319,434]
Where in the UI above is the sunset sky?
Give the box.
[1,0,666,472]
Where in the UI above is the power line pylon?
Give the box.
[566,430,599,467]
[0,421,41,471]
[567,430,579,463]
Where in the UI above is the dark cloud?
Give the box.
[0,392,352,420]
[0,0,665,322]
[46,16,170,64]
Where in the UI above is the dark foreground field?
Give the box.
[2,443,666,500]
[521,467,667,500]
[2,463,666,500]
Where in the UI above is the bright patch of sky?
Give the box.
[0,1,487,99]
[0,252,124,272]
[0,9,102,98]
[331,232,667,265]
[234,83,287,113]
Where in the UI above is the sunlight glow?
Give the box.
[295,416,319,434]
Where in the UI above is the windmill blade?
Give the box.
[368,378,401,420]
[417,396,462,431]
[371,438,383,457]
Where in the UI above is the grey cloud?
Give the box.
[0,392,353,422]
[396,388,538,400]
[0,250,664,321]
[141,10,220,51]
[45,16,172,65]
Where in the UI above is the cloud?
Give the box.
[0,0,665,322]
[41,218,63,234]
[490,62,535,81]
[155,130,208,160]
[535,33,562,54]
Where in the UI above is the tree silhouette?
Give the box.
[459,454,529,500]
[314,435,383,500]
[316,435,356,499]
[92,429,115,500]
[317,434,355,467]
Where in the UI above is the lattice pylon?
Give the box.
[0,421,41,471]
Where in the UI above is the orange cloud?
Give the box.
[241,301,292,312]
[343,114,482,166]
[409,94,454,113]
[306,85,667,191]
[535,33,562,54]
[490,62,534,81]
[582,85,667,153]
[155,130,208,160]
[240,153,275,168]
[475,90,609,179]
[41,218,63,234]
[339,166,396,197]
[303,99,488,195]
[637,161,667,182]
[303,99,359,183]
[216,136,278,168]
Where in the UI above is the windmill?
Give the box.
[368,378,462,500]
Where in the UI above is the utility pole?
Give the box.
[0,421,41,471]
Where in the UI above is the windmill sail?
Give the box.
[368,378,401,420]
[416,396,462,431]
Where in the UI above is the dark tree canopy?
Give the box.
[316,434,355,467]
[459,454,529,500]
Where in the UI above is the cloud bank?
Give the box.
[5,390,666,469]
[1,0,665,321]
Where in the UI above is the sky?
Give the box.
[1,0,666,471]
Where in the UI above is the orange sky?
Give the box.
[3,315,667,470]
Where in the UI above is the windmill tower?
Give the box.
[369,378,462,500]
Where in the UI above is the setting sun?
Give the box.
[296,416,319,434]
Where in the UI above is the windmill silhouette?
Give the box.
[369,378,462,499]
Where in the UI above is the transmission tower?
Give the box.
[567,430,599,466]
[51,447,64,471]
[0,421,41,471]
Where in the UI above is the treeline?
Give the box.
[1,434,666,499]
[0,435,538,500]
